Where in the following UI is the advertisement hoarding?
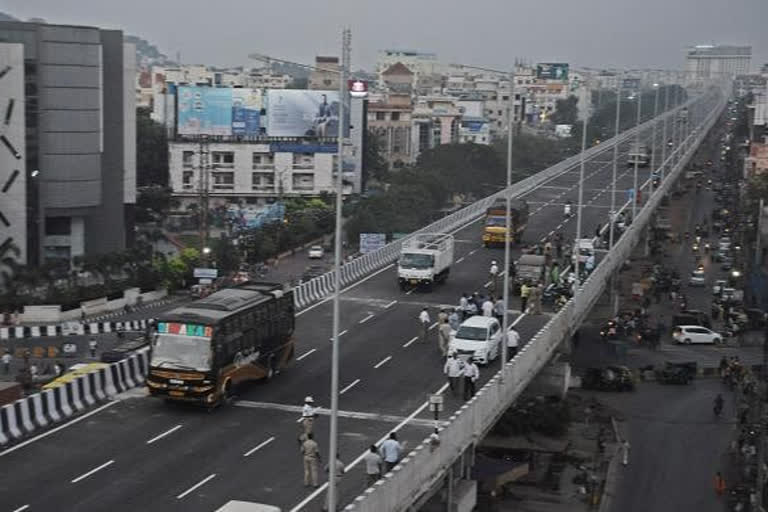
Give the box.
[178,86,233,136]
[266,90,348,137]
[536,63,569,81]
[232,89,263,136]
[359,233,386,254]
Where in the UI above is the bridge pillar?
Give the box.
[527,360,571,399]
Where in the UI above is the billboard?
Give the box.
[360,233,386,254]
[178,86,233,135]
[177,86,262,136]
[536,63,569,81]
[266,90,347,137]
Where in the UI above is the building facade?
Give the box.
[0,21,136,266]
[685,45,752,78]
[367,93,413,169]
[309,56,341,91]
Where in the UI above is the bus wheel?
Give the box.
[220,379,234,406]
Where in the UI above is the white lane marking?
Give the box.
[428,322,438,330]
[146,424,182,445]
[328,330,348,341]
[177,473,217,499]
[236,401,437,427]
[243,436,276,457]
[71,460,114,484]
[296,348,317,361]
[456,256,465,263]
[384,300,397,309]
[12,505,30,512]
[468,249,478,255]
[0,400,120,458]
[289,381,451,512]
[340,379,361,395]
[403,336,418,348]
[296,263,395,317]
[373,356,392,369]
[359,314,374,324]
[405,288,414,295]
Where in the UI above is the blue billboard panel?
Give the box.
[266,90,347,137]
[536,63,569,81]
[177,86,233,136]
[232,89,262,136]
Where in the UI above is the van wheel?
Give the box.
[684,338,692,345]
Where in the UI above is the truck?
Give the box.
[627,143,651,167]
[397,233,455,290]
[482,198,529,247]
[513,254,547,293]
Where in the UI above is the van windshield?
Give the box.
[400,253,434,269]
[456,326,488,341]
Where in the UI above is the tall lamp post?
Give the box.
[250,29,351,510]
[660,82,670,181]
[631,87,642,220]
[651,79,660,187]
[609,73,622,251]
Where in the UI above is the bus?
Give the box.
[146,282,295,406]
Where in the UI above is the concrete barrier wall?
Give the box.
[0,347,150,447]
[344,84,728,512]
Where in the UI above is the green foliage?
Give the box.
[363,129,390,184]
[136,185,175,223]
[549,95,579,126]
[492,397,571,438]
[136,107,169,187]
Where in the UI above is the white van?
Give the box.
[215,501,281,512]
[449,315,502,365]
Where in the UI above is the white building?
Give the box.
[376,49,442,90]
[169,141,354,208]
[685,45,751,78]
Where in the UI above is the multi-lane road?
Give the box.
[0,108,702,512]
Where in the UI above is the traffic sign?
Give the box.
[194,268,218,279]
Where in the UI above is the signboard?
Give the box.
[266,90,347,137]
[198,278,213,285]
[177,86,262,136]
[348,79,368,98]
[193,268,219,279]
[429,393,444,413]
[555,124,573,138]
[462,120,486,132]
[622,78,641,90]
[359,233,386,254]
[157,321,213,338]
[536,63,569,81]
[269,142,338,154]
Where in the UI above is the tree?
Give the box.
[363,129,389,184]
[136,107,169,187]
[549,96,579,126]
[136,185,174,223]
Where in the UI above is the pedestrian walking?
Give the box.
[438,319,451,357]
[444,353,464,397]
[437,308,448,325]
[463,359,479,400]
[363,444,382,488]
[482,297,494,317]
[489,260,499,293]
[448,309,460,331]
[621,439,630,466]
[88,337,98,358]
[323,453,345,511]
[493,297,505,324]
[714,471,726,496]
[300,396,318,441]
[380,432,403,473]
[418,308,430,343]
[458,293,469,319]
[550,263,560,286]
[520,283,530,312]
[507,328,520,360]
[301,433,321,487]
[2,351,11,374]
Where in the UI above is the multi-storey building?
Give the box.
[309,56,341,91]
[685,45,751,78]
[367,93,413,170]
[0,20,136,266]
[375,49,441,91]
[411,96,461,161]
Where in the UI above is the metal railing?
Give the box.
[342,84,728,511]
[292,92,707,310]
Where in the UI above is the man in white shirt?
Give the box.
[301,396,317,438]
[418,308,430,343]
[363,444,383,487]
[489,261,499,293]
[482,298,494,317]
[463,360,479,400]
[380,432,403,473]
[444,353,464,396]
[507,328,520,361]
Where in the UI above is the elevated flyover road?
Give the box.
[0,91,719,512]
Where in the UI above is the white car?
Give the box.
[307,245,325,259]
[673,325,722,345]
[712,279,727,296]
[449,315,502,365]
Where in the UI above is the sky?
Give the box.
[1,0,766,72]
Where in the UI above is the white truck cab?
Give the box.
[398,233,454,290]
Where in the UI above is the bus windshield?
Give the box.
[151,334,212,371]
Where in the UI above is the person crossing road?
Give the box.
[418,308,430,343]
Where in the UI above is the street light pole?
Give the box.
[651,78,660,184]
[661,84,670,181]
[574,108,588,290]
[632,88,642,219]
[328,27,350,512]
[609,74,622,250]
[501,67,516,376]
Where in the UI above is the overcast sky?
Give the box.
[2,0,766,72]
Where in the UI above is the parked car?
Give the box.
[673,325,722,345]
[582,366,635,391]
[449,315,502,365]
[712,279,728,296]
[308,245,325,259]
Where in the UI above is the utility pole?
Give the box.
[632,89,642,219]
[197,137,210,261]
[661,85,670,182]
[500,65,516,377]
[327,26,350,512]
